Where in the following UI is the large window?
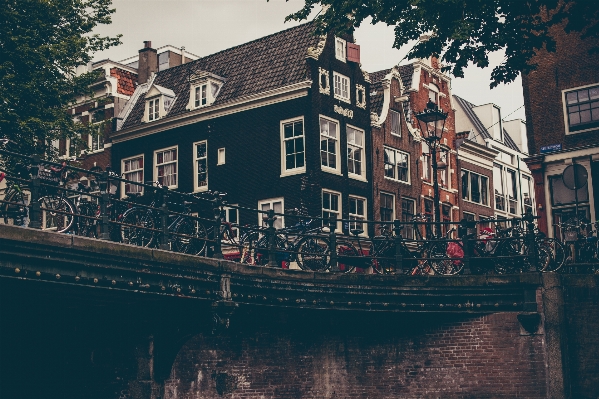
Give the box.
[506,169,517,214]
[401,198,415,239]
[333,72,350,103]
[281,118,305,175]
[258,198,284,229]
[564,84,599,133]
[194,141,208,192]
[461,169,489,205]
[390,110,401,136]
[322,190,341,231]
[122,155,144,196]
[380,192,395,223]
[349,195,366,234]
[384,147,409,183]
[154,147,177,188]
[347,125,365,179]
[320,116,340,173]
[549,174,589,206]
[494,163,505,211]
[522,175,534,215]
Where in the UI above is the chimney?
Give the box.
[138,41,158,84]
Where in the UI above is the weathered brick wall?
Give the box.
[168,309,547,399]
[563,285,599,399]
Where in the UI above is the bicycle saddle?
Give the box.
[350,229,364,236]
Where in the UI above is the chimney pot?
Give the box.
[144,41,152,49]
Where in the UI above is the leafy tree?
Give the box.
[0,0,121,158]
[285,0,599,87]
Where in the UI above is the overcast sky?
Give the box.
[93,0,526,121]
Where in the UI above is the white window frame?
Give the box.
[322,189,342,232]
[562,82,599,135]
[346,124,366,181]
[319,115,341,175]
[217,148,225,165]
[87,123,105,153]
[333,72,350,103]
[384,146,410,184]
[193,140,208,192]
[153,146,178,189]
[379,191,395,223]
[335,37,346,62]
[461,169,490,206]
[390,109,401,137]
[121,154,144,198]
[188,78,222,110]
[428,83,440,105]
[147,97,160,121]
[258,197,284,229]
[280,117,306,177]
[223,205,239,238]
[195,84,208,108]
[348,195,367,236]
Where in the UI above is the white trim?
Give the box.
[193,140,208,192]
[322,189,343,232]
[355,84,366,109]
[348,194,368,237]
[280,116,306,177]
[121,154,144,198]
[153,145,178,189]
[113,81,312,143]
[383,146,411,185]
[379,191,396,222]
[217,148,225,165]
[319,114,342,175]
[346,124,367,181]
[334,37,347,62]
[562,82,599,135]
[258,197,285,229]
[333,71,351,103]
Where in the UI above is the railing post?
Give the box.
[265,209,277,267]
[393,220,404,275]
[28,154,41,229]
[459,218,472,275]
[329,216,338,272]
[212,197,224,259]
[524,210,538,272]
[98,171,110,240]
[159,187,170,250]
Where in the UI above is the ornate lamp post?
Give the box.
[415,100,448,237]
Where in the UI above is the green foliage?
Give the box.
[0,0,121,157]
[285,0,598,88]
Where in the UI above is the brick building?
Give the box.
[111,23,371,230]
[523,21,599,235]
[369,58,459,237]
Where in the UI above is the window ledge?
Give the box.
[321,166,342,176]
[194,186,209,193]
[280,168,306,178]
[462,199,492,208]
[333,95,351,104]
[348,174,368,183]
[390,133,401,138]
[384,176,411,185]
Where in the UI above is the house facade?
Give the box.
[523,22,599,235]
[111,24,371,231]
[454,96,536,224]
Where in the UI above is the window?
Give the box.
[335,37,346,61]
[217,148,225,165]
[223,205,239,238]
[440,151,449,187]
[148,98,159,121]
[442,204,452,236]
[258,198,284,229]
[349,196,366,234]
[522,176,534,215]
[154,147,177,188]
[463,212,476,236]
[564,84,599,133]
[322,190,341,231]
[187,72,224,110]
[195,84,207,108]
[401,198,416,239]
[424,198,434,238]
[347,125,365,180]
[549,174,589,206]
[320,116,340,173]
[356,84,366,109]
[194,141,208,192]
[281,118,305,175]
[390,110,401,136]
[506,169,517,214]
[428,83,439,105]
[333,72,350,103]
[88,124,104,153]
[384,147,409,183]
[122,155,144,196]
[494,164,505,211]
[380,192,395,222]
[461,170,489,205]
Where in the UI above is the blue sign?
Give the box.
[540,144,562,153]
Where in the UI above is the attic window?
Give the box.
[335,37,346,62]
[187,72,225,110]
[144,84,176,123]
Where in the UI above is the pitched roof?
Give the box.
[453,95,492,140]
[121,22,320,130]
[368,69,391,116]
[503,129,520,151]
[397,64,414,90]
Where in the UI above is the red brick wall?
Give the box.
[168,311,547,398]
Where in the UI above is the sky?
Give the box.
[93,0,526,121]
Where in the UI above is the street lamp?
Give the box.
[415,100,448,237]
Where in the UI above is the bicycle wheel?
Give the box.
[537,238,566,272]
[75,202,98,238]
[495,238,525,274]
[428,241,464,276]
[3,189,28,226]
[120,208,155,247]
[38,195,75,233]
[336,241,358,273]
[296,236,330,271]
[239,230,260,265]
[253,234,288,266]
[172,218,208,255]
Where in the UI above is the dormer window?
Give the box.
[143,84,175,123]
[335,37,346,62]
[187,71,225,110]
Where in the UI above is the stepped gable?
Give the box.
[122,22,320,129]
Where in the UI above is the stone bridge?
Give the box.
[0,224,598,399]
